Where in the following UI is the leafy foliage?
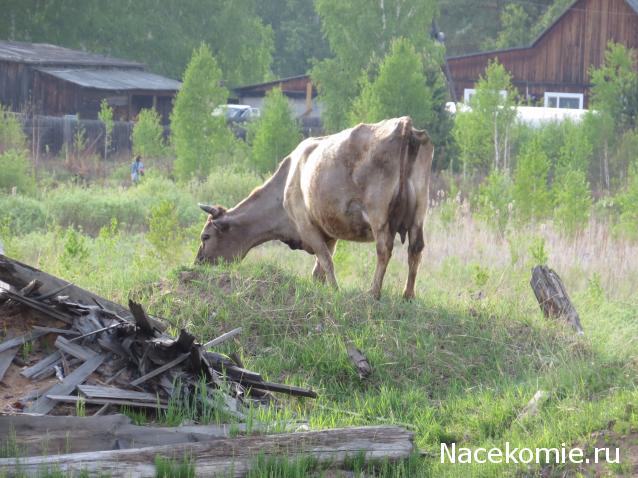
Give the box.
[0,0,273,84]
[475,169,513,234]
[172,44,236,181]
[0,104,27,153]
[148,199,182,257]
[454,61,517,175]
[482,4,533,50]
[0,149,35,195]
[513,137,552,222]
[132,108,165,159]
[553,168,592,236]
[349,38,438,129]
[312,0,438,132]
[98,99,114,160]
[248,88,302,175]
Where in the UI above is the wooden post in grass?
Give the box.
[530,265,584,334]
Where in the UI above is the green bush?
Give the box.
[0,149,35,195]
[147,199,182,257]
[0,104,27,153]
[0,195,47,235]
[553,168,591,236]
[248,88,302,175]
[513,137,552,223]
[475,169,513,234]
[47,186,146,234]
[195,167,262,209]
[132,108,165,159]
[615,165,638,240]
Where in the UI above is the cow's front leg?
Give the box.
[312,239,336,283]
[403,224,424,300]
[369,225,393,300]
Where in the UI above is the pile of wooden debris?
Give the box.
[0,255,315,418]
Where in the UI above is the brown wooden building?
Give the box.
[446,0,638,108]
[0,40,180,123]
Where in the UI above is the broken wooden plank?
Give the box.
[130,352,190,387]
[239,378,318,398]
[0,288,73,324]
[345,340,372,379]
[19,279,42,297]
[25,353,107,415]
[0,330,47,354]
[0,347,18,382]
[55,336,97,361]
[128,299,154,335]
[77,385,159,402]
[31,326,80,336]
[21,351,62,379]
[203,327,243,349]
[46,395,168,410]
[0,425,413,477]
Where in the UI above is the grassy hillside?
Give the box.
[2,169,637,477]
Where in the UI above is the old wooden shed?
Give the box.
[0,40,180,123]
[446,0,638,108]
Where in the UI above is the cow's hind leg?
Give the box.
[369,224,394,300]
[312,239,336,283]
[403,224,424,300]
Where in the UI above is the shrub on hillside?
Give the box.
[553,168,591,236]
[147,199,182,257]
[513,137,552,223]
[0,195,47,235]
[0,149,35,195]
[0,104,27,153]
[195,167,262,209]
[248,88,302,175]
[475,169,513,234]
[132,108,166,159]
[615,165,638,240]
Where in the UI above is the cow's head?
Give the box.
[195,203,240,264]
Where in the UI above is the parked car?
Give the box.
[212,104,260,139]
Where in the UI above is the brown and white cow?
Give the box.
[196,116,434,299]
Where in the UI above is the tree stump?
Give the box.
[530,265,584,334]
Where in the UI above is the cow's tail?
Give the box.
[389,118,411,243]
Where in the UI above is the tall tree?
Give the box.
[0,0,274,84]
[171,44,236,181]
[256,0,329,78]
[312,0,439,132]
[248,88,302,175]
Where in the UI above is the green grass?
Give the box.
[2,173,638,477]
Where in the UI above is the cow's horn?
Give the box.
[199,203,217,215]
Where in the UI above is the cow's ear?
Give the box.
[213,219,230,232]
[199,204,226,219]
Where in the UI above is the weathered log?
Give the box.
[0,425,414,477]
[530,265,584,334]
[0,347,17,382]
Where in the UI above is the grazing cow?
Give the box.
[196,116,434,299]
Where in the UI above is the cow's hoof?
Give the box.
[402,290,416,301]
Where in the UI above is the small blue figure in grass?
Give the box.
[131,155,145,185]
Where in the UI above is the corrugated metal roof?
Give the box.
[36,68,181,91]
[0,40,142,67]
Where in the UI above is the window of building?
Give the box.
[544,92,584,109]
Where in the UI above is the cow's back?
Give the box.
[284,117,431,244]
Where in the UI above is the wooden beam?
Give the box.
[25,353,106,415]
[0,426,414,477]
[46,395,168,410]
[130,352,189,386]
[0,347,18,382]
